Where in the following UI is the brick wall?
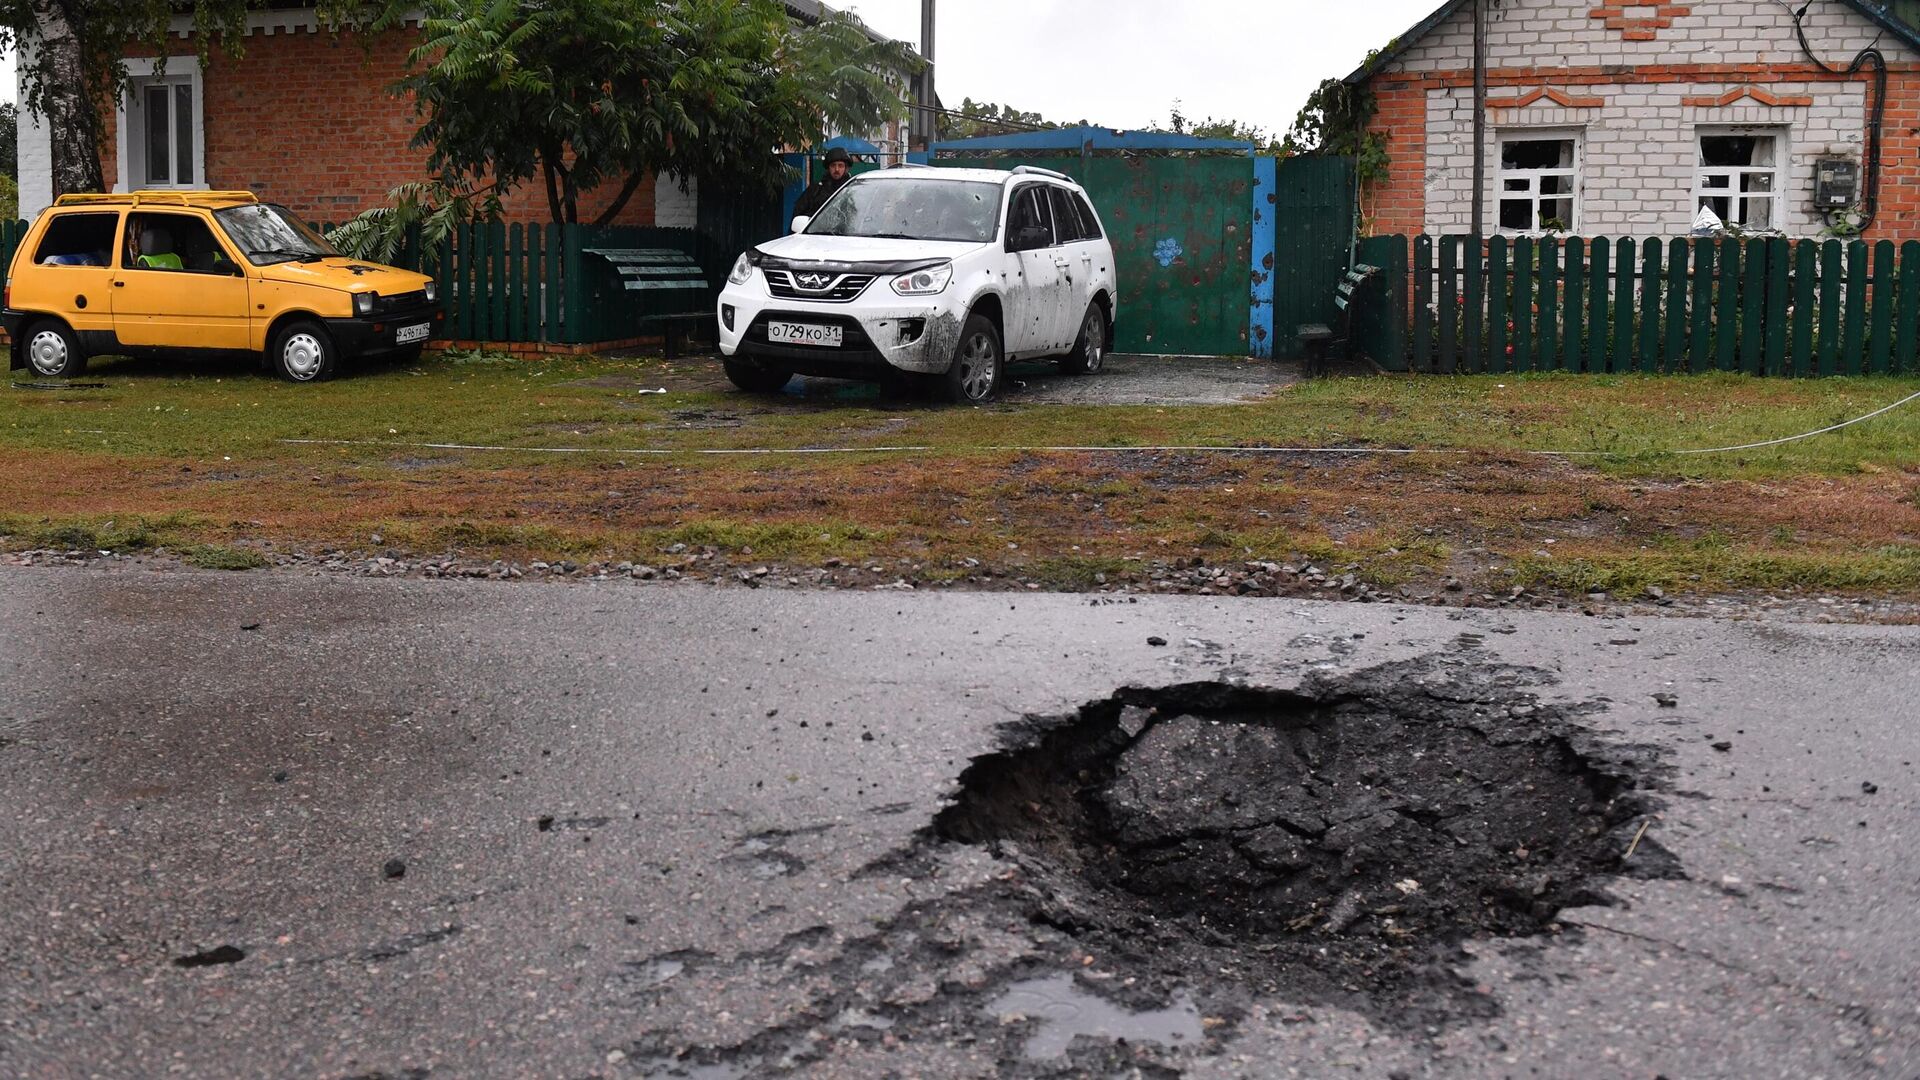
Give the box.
[122,28,655,227]
[1365,81,1429,236]
[1362,0,1920,240]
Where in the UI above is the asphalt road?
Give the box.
[0,565,1915,1078]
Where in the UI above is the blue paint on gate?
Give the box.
[1153,238,1184,267]
[1250,155,1277,358]
[779,152,807,232]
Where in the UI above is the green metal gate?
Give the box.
[1269,156,1357,360]
[938,154,1254,356]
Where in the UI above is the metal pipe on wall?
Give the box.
[1471,0,1487,238]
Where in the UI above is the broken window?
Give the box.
[1047,186,1087,243]
[1008,185,1055,245]
[1697,129,1782,230]
[1497,134,1579,233]
[1072,192,1103,240]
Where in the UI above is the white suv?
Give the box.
[716,165,1117,403]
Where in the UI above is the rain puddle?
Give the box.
[632,1059,751,1079]
[983,973,1201,1060]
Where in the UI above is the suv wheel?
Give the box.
[941,314,1003,403]
[1058,304,1107,375]
[23,320,86,379]
[272,320,338,383]
[723,357,794,394]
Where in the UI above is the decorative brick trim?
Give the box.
[1589,0,1691,41]
[1368,61,1920,92]
[1486,86,1607,110]
[1680,85,1815,108]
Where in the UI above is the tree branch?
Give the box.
[591,171,650,227]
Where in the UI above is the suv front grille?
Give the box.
[764,269,876,303]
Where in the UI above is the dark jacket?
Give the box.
[793,173,852,220]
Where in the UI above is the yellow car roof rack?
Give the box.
[53,190,261,208]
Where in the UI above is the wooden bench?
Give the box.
[1297,262,1383,377]
[581,247,711,358]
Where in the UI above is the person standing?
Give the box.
[793,147,855,222]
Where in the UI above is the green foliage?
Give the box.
[179,544,270,571]
[362,0,919,226]
[1168,100,1281,154]
[936,97,1079,140]
[0,511,201,552]
[1285,78,1389,184]
[326,179,503,271]
[0,1,257,192]
[0,175,16,223]
[0,103,15,178]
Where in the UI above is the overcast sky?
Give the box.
[841,0,1441,139]
[1,0,1443,130]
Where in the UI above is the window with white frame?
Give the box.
[119,65,204,191]
[1497,132,1580,233]
[1696,127,1784,229]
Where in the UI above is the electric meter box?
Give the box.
[1816,159,1859,207]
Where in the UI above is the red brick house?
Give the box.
[1349,0,1920,240]
[14,2,914,228]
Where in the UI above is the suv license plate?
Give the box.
[395,323,431,345]
[767,321,842,347]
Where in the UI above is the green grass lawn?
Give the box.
[4,351,1917,602]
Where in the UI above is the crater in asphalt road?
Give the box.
[172,944,246,968]
[933,660,1681,1026]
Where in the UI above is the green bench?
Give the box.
[1297,262,1382,378]
[581,247,711,358]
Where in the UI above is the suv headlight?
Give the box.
[728,252,754,285]
[890,262,952,296]
[423,281,437,302]
[354,291,376,316]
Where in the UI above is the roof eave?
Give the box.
[1837,0,1920,55]
[1344,0,1470,84]
[1346,0,1920,86]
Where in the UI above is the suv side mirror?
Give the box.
[790,215,812,234]
[1007,225,1049,252]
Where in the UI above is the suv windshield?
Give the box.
[213,203,339,265]
[804,177,1002,244]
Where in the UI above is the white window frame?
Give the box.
[114,56,208,194]
[1495,129,1582,236]
[1695,125,1787,231]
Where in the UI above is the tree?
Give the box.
[0,1,257,197]
[1167,100,1281,153]
[0,103,17,178]
[935,97,1075,140]
[365,0,919,228]
[1283,77,1389,183]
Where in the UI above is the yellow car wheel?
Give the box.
[23,320,86,379]
[271,320,337,383]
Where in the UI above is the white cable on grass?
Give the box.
[1630,385,1920,455]
[276,385,1920,460]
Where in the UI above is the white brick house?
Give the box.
[1351,0,1920,240]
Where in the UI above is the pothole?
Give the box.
[933,662,1678,1026]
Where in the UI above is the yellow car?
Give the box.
[4,190,441,382]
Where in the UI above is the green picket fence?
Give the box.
[1355,234,1920,377]
[1,219,33,277]
[313,220,739,346]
